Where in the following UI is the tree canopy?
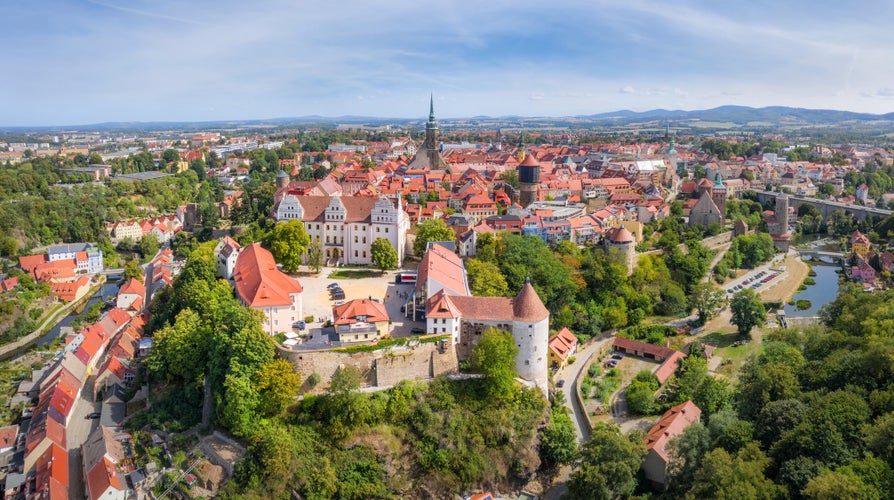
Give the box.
[413,218,455,257]
[370,237,398,271]
[266,219,310,272]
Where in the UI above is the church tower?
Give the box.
[711,172,727,219]
[518,148,540,209]
[406,95,448,170]
[664,134,677,188]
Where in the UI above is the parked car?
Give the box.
[607,359,619,368]
[410,327,425,334]
[293,320,306,330]
[85,412,100,419]
[334,300,345,306]
[611,353,624,360]
[557,379,566,388]
[331,292,345,300]
[327,283,340,290]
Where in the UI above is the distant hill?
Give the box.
[581,105,894,125]
[5,105,894,133]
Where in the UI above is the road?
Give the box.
[554,334,615,444]
[67,374,101,500]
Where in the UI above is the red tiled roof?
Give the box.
[333,298,389,325]
[0,424,17,449]
[233,244,303,308]
[644,400,701,461]
[118,277,145,297]
[416,243,469,297]
[654,350,686,384]
[35,443,69,500]
[549,327,578,362]
[51,275,90,301]
[19,254,47,273]
[513,282,550,322]
[609,226,635,243]
[612,336,677,359]
[86,456,124,500]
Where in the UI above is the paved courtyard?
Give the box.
[283,265,426,350]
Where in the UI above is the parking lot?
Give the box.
[722,261,785,296]
[282,266,425,350]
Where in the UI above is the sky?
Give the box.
[3,0,894,126]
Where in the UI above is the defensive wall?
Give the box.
[278,336,459,391]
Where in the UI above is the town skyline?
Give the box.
[4,0,894,126]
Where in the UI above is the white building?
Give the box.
[274,195,409,267]
[214,236,242,280]
[47,243,103,274]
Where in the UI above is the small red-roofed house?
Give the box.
[116,278,145,311]
[34,259,77,283]
[1,276,18,292]
[94,356,136,399]
[332,298,391,343]
[51,275,91,302]
[643,400,701,489]
[548,327,578,368]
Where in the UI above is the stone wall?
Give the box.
[279,338,458,391]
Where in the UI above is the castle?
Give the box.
[412,243,549,395]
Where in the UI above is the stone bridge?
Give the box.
[752,189,892,221]
[797,249,846,262]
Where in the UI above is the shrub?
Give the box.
[567,356,576,365]
[588,363,602,378]
[796,300,812,311]
[803,277,816,286]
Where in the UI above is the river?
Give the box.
[783,263,841,317]
[35,275,122,347]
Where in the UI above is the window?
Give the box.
[354,236,358,243]
[362,237,366,244]
[274,320,278,326]
[376,227,380,233]
[362,251,366,258]
[355,250,358,257]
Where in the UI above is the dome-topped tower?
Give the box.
[518,150,540,209]
[276,168,290,189]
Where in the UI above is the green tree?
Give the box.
[471,328,518,399]
[466,258,509,297]
[539,407,577,467]
[305,240,323,273]
[567,422,646,499]
[123,259,143,282]
[139,233,160,260]
[476,232,497,262]
[267,219,310,272]
[0,236,17,257]
[501,169,520,189]
[691,282,728,324]
[687,442,784,499]
[864,411,894,464]
[145,309,209,385]
[730,288,766,336]
[162,148,180,165]
[626,371,660,415]
[253,359,301,417]
[413,218,455,257]
[370,237,398,271]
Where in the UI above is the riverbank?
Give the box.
[0,276,106,361]
[760,252,810,303]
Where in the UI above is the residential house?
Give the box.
[332,298,391,343]
[116,278,145,312]
[643,401,702,490]
[612,337,686,384]
[214,236,242,280]
[548,327,578,369]
[233,244,303,335]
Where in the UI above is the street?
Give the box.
[67,374,101,500]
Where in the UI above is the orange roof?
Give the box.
[645,400,701,461]
[0,424,17,449]
[35,259,77,282]
[118,277,145,297]
[654,350,686,384]
[333,298,389,325]
[609,226,635,243]
[51,275,90,301]
[86,456,124,500]
[75,324,107,365]
[233,244,303,308]
[35,443,69,500]
[549,327,578,361]
[19,253,47,273]
[48,369,80,418]
[416,243,469,297]
[426,289,461,318]
[513,282,550,322]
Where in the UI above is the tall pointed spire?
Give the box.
[429,94,435,121]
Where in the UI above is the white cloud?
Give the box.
[620,86,636,94]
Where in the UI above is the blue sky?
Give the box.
[2,0,894,126]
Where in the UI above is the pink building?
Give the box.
[233,244,303,335]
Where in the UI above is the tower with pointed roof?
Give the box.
[711,172,727,219]
[407,95,448,170]
[606,225,636,275]
[511,281,550,395]
[664,134,677,188]
[276,168,290,189]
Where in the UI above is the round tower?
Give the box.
[276,168,290,189]
[607,226,636,275]
[511,281,550,397]
[518,152,540,209]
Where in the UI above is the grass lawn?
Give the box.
[704,329,763,381]
[328,269,382,279]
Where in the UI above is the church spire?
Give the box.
[429,94,435,121]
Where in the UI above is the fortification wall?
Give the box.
[278,338,458,391]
